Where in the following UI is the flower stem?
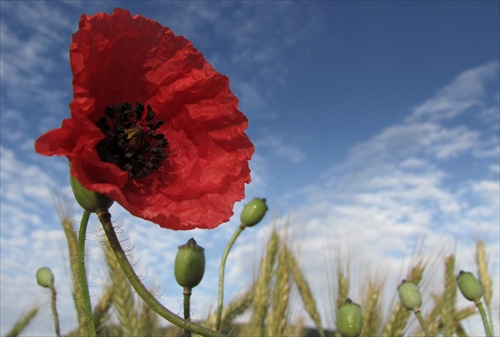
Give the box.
[78,210,97,337]
[414,309,430,337]
[96,210,224,337]
[183,287,192,337]
[476,300,493,337]
[215,223,246,331]
[49,284,61,337]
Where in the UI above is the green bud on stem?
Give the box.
[36,267,54,288]
[457,270,483,302]
[174,238,206,289]
[240,198,268,227]
[398,280,422,311]
[70,174,113,212]
[337,298,363,337]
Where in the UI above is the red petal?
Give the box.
[35,9,254,230]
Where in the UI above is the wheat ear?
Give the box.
[286,246,325,337]
[103,238,138,336]
[441,254,456,336]
[5,307,39,337]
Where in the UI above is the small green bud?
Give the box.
[70,174,113,212]
[36,267,54,288]
[337,298,363,337]
[174,238,205,289]
[398,280,422,311]
[457,270,483,302]
[240,197,268,227]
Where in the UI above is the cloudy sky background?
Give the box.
[1,1,499,335]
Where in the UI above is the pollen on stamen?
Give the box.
[95,102,168,178]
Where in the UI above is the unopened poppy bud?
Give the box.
[70,174,113,212]
[337,298,363,337]
[36,267,54,288]
[398,280,422,311]
[457,270,483,302]
[174,238,205,289]
[240,198,268,227]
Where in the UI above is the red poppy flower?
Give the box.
[35,9,254,230]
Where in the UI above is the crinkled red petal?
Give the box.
[35,8,254,230]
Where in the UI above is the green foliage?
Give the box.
[15,205,495,337]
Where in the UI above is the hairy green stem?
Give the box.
[96,210,224,337]
[183,287,192,337]
[476,300,493,337]
[414,309,430,337]
[78,210,97,337]
[49,285,61,337]
[215,224,246,331]
[60,214,87,336]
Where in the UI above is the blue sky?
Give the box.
[1,1,499,335]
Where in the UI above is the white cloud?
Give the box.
[255,134,307,163]
[489,163,500,174]
[1,1,498,334]
[0,2,73,85]
[410,61,499,122]
[152,2,323,124]
[0,147,58,210]
[227,62,500,332]
[1,3,75,150]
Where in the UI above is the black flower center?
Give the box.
[95,102,168,179]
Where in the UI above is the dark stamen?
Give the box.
[95,102,168,179]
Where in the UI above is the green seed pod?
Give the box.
[398,280,422,311]
[240,198,268,227]
[70,174,114,212]
[337,298,363,337]
[457,270,483,302]
[174,238,205,289]
[36,267,54,288]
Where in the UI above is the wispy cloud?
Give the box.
[150,2,323,122]
[0,1,73,91]
[227,62,500,331]
[255,134,307,164]
[1,1,498,335]
[1,2,76,156]
[410,61,499,122]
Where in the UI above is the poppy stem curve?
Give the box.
[215,223,246,331]
[77,209,97,337]
[96,209,225,337]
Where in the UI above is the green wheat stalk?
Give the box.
[442,254,457,336]
[103,238,139,336]
[221,288,254,330]
[268,246,291,337]
[476,240,494,335]
[55,198,88,337]
[205,286,254,331]
[92,284,114,333]
[454,306,477,336]
[423,293,444,336]
[286,245,325,337]
[5,307,39,337]
[362,280,383,336]
[336,272,350,311]
[245,229,279,336]
[476,241,493,305]
[137,296,161,337]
